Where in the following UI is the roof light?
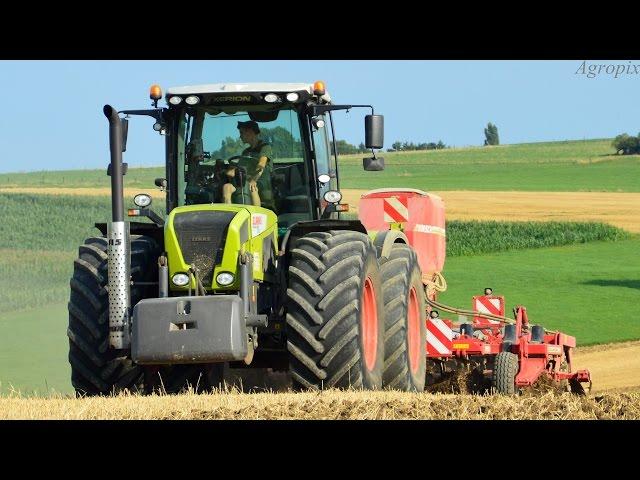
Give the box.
[149,84,162,100]
[185,95,200,105]
[312,117,325,129]
[264,93,279,103]
[169,96,183,105]
[286,92,299,102]
[313,81,326,96]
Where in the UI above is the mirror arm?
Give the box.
[310,104,374,116]
[120,108,165,122]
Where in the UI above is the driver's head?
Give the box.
[237,120,260,143]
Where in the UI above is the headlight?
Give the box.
[216,272,235,286]
[172,273,190,286]
[264,93,279,103]
[133,193,152,207]
[323,190,342,204]
[169,96,183,105]
[185,95,200,105]
[286,92,299,102]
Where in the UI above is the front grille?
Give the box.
[173,211,237,285]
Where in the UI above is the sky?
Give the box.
[0,60,638,173]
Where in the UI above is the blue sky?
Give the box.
[0,60,638,173]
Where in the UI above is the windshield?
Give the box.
[177,106,314,228]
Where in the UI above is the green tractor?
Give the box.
[68,81,427,395]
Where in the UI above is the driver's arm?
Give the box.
[249,145,272,181]
[250,155,269,181]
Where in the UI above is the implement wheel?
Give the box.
[285,230,385,390]
[492,351,519,395]
[380,243,426,391]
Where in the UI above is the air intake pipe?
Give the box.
[104,105,131,350]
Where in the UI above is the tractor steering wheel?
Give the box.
[226,155,256,166]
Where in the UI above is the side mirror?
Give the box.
[365,114,384,149]
[363,156,385,171]
[121,117,129,152]
[154,178,167,191]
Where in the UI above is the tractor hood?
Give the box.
[165,204,278,291]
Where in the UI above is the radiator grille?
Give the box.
[173,211,236,285]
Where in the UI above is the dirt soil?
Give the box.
[343,190,640,233]
[0,187,167,200]
[572,340,640,393]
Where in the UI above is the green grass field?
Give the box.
[2,139,639,192]
[0,304,70,395]
[2,238,637,395]
[440,238,640,346]
[0,137,638,395]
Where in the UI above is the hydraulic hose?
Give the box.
[425,291,558,334]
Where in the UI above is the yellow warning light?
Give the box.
[313,81,326,96]
[149,84,162,100]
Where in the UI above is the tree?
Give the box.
[261,126,303,158]
[612,133,640,155]
[484,122,500,146]
[331,139,359,155]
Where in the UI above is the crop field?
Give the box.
[0,138,638,418]
[0,192,637,395]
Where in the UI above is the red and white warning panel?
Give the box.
[472,295,504,325]
[359,188,446,275]
[383,195,409,222]
[426,317,453,356]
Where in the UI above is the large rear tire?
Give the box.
[67,235,159,396]
[380,243,427,391]
[285,230,385,390]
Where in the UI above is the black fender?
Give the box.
[372,229,409,262]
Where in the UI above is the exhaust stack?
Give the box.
[104,105,131,350]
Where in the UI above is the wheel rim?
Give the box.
[407,287,421,374]
[361,276,378,371]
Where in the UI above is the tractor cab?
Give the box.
[163,82,345,232]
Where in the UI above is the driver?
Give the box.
[221,120,274,209]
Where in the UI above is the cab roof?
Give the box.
[167,83,321,96]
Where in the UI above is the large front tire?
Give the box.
[285,230,385,390]
[67,235,159,396]
[380,243,427,391]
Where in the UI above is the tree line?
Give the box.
[211,121,505,157]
